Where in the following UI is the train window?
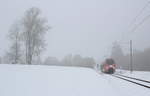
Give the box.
[106,59,115,65]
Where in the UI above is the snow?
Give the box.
[117,69,150,80]
[0,64,150,96]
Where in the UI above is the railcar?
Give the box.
[101,58,116,74]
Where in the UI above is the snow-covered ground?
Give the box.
[0,64,150,96]
[117,69,150,80]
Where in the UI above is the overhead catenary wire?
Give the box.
[131,13,150,33]
[129,1,150,28]
[114,1,150,72]
[108,1,150,62]
[117,0,150,49]
[120,1,150,42]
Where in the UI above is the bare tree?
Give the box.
[7,22,22,64]
[22,7,49,64]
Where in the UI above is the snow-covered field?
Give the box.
[0,64,150,96]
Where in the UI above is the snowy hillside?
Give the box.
[0,64,150,96]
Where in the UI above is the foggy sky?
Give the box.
[0,0,150,62]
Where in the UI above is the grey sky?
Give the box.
[0,0,150,62]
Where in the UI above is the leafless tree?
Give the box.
[7,22,22,64]
[22,7,49,64]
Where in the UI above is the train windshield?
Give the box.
[106,59,115,65]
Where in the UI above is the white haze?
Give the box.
[0,0,150,62]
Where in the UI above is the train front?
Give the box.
[101,58,116,74]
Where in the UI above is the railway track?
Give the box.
[111,74,150,89]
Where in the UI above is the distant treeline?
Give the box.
[111,42,150,71]
[44,54,95,68]
[0,54,95,68]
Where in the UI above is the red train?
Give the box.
[101,58,116,74]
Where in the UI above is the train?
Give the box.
[100,58,116,74]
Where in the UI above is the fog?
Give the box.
[0,0,150,63]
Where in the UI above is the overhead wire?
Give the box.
[131,13,150,33]
[129,1,150,28]
[120,1,150,42]
[109,1,150,57]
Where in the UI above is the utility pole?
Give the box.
[130,40,133,73]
